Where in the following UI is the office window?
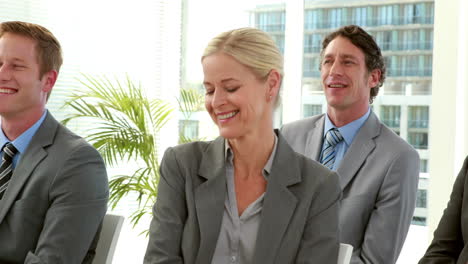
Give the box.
[256,11,285,32]
[305,9,322,30]
[391,4,400,25]
[304,10,313,30]
[408,132,428,149]
[416,189,427,208]
[303,104,323,118]
[403,2,434,24]
[412,216,427,226]
[378,5,393,25]
[408,106,429,128]
[366,6,377,26]
[374,30,392,51]
[411,80,432,95]
[404,3,414,24]
[392,55,432,76]
[303,56,321,77]
[380,105,401,131]
[329,8,344,28]
[420,159,428,173]
[414,3,426,24]
[179,120,199,141]
[424,55,433,76]
[385,55,400,76]
[420,28,433,50]
[353,7,368,26]
[271,34,285,54]
[304,33,322,53]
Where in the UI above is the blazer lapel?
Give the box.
[337,112,380,190]
[254,133,300,263]
[306,114,325,160]
[194,137,227,264]
[0,112,57,223]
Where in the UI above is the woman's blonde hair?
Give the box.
[202,27,284,106]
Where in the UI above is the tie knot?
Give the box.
[2,143,18,161]
[324,128,344,147]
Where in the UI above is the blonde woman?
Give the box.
[144,27,341,264]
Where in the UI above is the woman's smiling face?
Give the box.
[202,52,272,139]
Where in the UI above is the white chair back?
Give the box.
[338,243,353,264]
[92,214,125,264]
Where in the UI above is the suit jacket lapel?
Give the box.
[337,112,380,190]
[254,133,300,263]
[195,137,226,264]
[306,114,325,160]
[0,112,57,223]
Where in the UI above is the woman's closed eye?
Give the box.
[225,86,240,93]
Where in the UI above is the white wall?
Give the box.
[427,0,468,238]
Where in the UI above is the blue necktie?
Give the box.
[0,143,18,199]
[320,128,344,170]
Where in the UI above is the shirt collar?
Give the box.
[0,110,47,154]
[224,134,278,177]
[324,108,371,146]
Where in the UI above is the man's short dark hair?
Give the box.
[320,25,386,103]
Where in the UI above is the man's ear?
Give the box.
[368,69,381,89]
[41,70,58,93]
[266,69,281,103]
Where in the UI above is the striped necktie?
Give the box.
[320,128,344,170]
[0,143,18,199]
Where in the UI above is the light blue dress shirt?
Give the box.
[0,110,47,168]
[322,108,371,171]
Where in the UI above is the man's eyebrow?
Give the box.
[323,53,359,60]
[9,57,27,63]
[340,54,359,60]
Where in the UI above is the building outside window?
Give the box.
[420,159,429,173]
[408,132,429,149]
[179,120,199,142]
[303,104,323,118]
[409,106,430,128]
[416,189,428,209]
[380,105,401,134]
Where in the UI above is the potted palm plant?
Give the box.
[62,74,205,229]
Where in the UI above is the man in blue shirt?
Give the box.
[0,21,108,263]
[281,25,420,264]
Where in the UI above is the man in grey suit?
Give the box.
[282,25,420,264]
[0,21,108,263]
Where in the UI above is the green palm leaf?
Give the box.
[61,74,172,228]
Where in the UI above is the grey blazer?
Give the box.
[0,112,109,264]
[144,131,341,264]
[281,112,420,264]
[419,156,468,264]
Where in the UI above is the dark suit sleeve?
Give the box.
[25,143,108,264]
[355,148,419,264]
[295,170,341,264]
[144,147,186,264]
[418,156,468,264]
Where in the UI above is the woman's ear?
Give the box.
[266,69,281,103]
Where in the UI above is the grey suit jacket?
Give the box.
[144,131,341,264]
[419,155,468,264]
[281,112,420,264]
[0,112,109,264]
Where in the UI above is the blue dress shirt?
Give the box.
[322,108,371,171]
[0,110,47,168]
